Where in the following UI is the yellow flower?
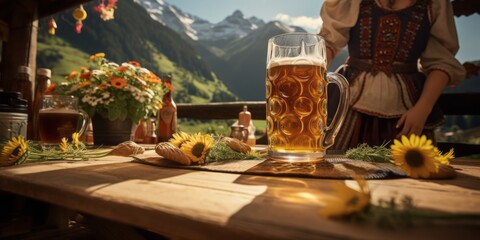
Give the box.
[434,147,454,165]
[72,132,80,150]
[390,134,438,178]
[88,52,105,61]
[169,131,192,148]
[60,138,69,153]
[1,136,28,166]
[319,176,371,218]
[180,134,214,164]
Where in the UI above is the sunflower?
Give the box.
[180,134,214,164]
[319,176,370,218]
[434,147,454,165]
[59,138,69,153]
[109,77,127,89]
[72,132,81,150]
[390,134,438,178]
[0,136,29,166]
[169,131,192,148]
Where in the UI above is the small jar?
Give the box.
[230,125,246,142]
[0,92,28,140]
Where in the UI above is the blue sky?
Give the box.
[165,0,480,62]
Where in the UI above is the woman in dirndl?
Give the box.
[319,0,466,150]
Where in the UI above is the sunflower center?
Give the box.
[405,149,424,168]
[12,146,21,157]
[191,143,205,158]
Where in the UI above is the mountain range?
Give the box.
[133,0,312,100]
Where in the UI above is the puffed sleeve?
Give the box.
[420,0,466,86]
[318,0,361,57]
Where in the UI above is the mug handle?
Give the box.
[323,72,349,149]
[77,110,89,137]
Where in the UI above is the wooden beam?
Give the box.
[37,0,93,19]
[0,0,37,92]
[177,101,266,120]
[176,93,480,120]
[0,20,8,42]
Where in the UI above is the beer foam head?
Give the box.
[267,56,326,69]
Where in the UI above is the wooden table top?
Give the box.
[0,150,479,239]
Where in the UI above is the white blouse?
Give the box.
[319,0,466,118]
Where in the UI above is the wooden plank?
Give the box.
[176,93,480,121]
[177,101,266,120]
[1,154,479,239]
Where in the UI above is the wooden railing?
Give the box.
[177,93,480,157]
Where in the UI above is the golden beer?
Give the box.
[267,62,327,154]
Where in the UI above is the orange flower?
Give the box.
[146,72,161,84]
[117,66,129,72]
[76,81,92,89]
[128,61,141,67]
[96,83,109,90]
[88,52,105,61]
[67,71,79,79]
[81,66,88,72]
[109,77,127,89]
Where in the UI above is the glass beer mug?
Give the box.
[38,95,88,144]
[266,33,349,161]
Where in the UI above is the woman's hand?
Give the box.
[396,70,450,138]
[396,105,430,137]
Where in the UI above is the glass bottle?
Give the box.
[32,68,51,140]
[12,66,33,138]
[238,105,251,128]
[157,74,177,142]
[133,119,146,143]
[144,118,158,144]
[238,105,251,143]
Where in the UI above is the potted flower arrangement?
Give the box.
[55,53,168,145]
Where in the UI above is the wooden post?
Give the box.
[0,0,38,93]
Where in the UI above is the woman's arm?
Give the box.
[396,70,449,137]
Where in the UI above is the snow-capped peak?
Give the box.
[134,0,265,42]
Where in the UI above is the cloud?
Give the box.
[275,13,323,32]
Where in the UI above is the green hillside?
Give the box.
[36,0,237,103]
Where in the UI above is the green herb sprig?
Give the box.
[345,143,392,163]
[206,142,261,163]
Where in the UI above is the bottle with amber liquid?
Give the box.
[157,74,177,142]
[32,68,51,140]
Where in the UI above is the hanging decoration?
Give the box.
[48,18,57,35]
[72,4,87,33]
[93,0,118,21]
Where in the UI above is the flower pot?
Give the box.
[91,115,133,146]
